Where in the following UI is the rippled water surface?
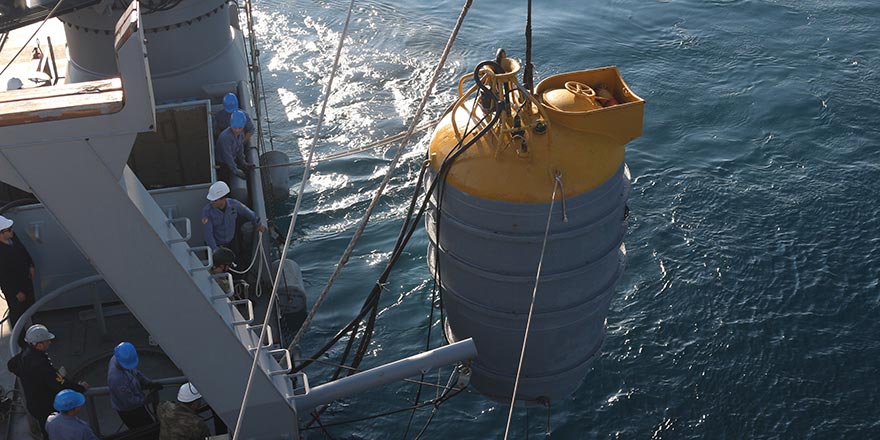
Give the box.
[251,0,880,437]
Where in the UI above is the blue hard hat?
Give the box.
[54,390,86,412]
[114,342,139,370]
[223,93,239,113]
[230,110,247,129]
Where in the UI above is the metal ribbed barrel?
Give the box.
[60,0,249,103]
[260,150,291,202]
[426,164,630,404]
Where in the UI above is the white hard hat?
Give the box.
[0,215,12,230]
[207,181,230,201]
[177,382,202,403]
[24,324,55,344]
[6,77,22,91]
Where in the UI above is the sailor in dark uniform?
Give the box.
[7,325,89,439]
[0,215,36,335]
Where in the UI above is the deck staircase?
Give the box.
[0,3,300,438]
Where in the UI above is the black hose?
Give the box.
[475,60,504,113]
[327,96,504,379]
[293,106,500,374]
[296,60,506,401]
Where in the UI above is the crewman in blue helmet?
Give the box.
[45,390,98,440]
[107,342,162,429]
[213,92,255,141]
[215,109,255,183]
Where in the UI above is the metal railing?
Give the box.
[83,375,187,437]
[9,274,105,356]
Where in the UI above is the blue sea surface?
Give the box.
[254,0,880,438]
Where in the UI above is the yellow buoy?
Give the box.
[428,60,644,204]
[425,54,645,404]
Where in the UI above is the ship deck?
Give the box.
[0,301,185,439]
[1,12,297,439]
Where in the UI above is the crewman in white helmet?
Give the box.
[157,382,210,440]
[7,324,89,438]
[202,181,266,262]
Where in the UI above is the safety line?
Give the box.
[256,119,439,170]
[230,0,357,437]
[503,173,562,440]
[229,232,262,275]
[287,0,474,352]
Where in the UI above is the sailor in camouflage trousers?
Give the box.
[158,382,210,440]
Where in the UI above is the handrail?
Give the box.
[209,272,235,300]
[84,375,188,436]
[228,299,254,325]
[166,217,192,244]
[245,324,274,351]
[84,375,187,396]
[188,246,213,273]
[9,274,105,357]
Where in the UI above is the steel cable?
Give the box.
[502,173,562,440]
[230,0,357,437]
[0,0,65,78]
[286,0,475,353]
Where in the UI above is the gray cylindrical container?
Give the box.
[60,0,249,103]
[270,258,307,315]
[227,173,248,203]
[270,258,308,337]
[426,164,630,405]
[260,150,291,202]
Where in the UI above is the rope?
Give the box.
[257,238,272,299]
[229,232,262,275]
[287,0,474,352]
[302,368,467,432]
[257,119,439,170]
[0,0,65,78]
[412,370,458,439]
[289,85,500,376]
[405,86,484,439]
[312,411,335,439]
[545,400,553,438]
[230,0,357,437]
[502,173,562,440]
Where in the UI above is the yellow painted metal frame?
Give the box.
[429,62,644,203]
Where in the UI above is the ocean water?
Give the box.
[253,0,880,438]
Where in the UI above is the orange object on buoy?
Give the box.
[595,86,619,106]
